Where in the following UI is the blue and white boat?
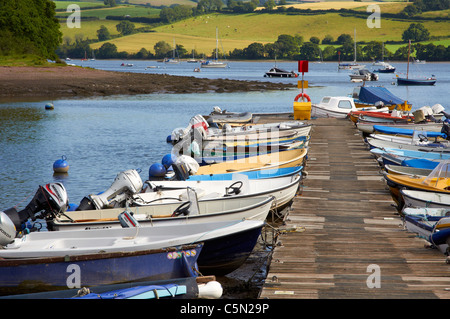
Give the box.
[0,241,202,296]
[372,125,446,138]
[370,147,450,167]
[0,218,265,293]
[1,276,223,299]
[404,215,450,255]
[186,166,303,181]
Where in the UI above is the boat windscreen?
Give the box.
[422,160,450,188]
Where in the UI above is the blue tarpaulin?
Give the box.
[358,87,406,106]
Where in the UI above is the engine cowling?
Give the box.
[0,211,16,246]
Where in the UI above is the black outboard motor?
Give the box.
[2,183,69,230]
[442,122,450,140]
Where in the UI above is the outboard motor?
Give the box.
[171,156,199,181]
[0,211,17,246]
[77,169,143,210]
[442,122,450,140]
[0,183,69,241]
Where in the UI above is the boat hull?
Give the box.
[49,196,275,231]
[197,222,263,275]
[401,189,450,209]
[397,78,436,86]
[0,244,202,296]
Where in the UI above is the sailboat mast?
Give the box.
[407,40,411,79]
[354,28,356,62]
[215,27,219,61]
[173,39,176,59]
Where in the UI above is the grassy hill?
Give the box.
[57,1,450,57]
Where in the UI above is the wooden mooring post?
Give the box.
[259,118,450,299]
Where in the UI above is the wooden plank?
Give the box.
[260,118,450,300]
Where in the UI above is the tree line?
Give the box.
[58,22,450,62]
[0,0,61,60]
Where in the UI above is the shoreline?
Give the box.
[0,66,295,101]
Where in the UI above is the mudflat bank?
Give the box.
[0,65,295,100]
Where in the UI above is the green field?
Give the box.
[60,19,150,41]
[58,1,450,56]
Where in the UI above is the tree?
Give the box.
[176,44,188,58]
[309,36,320,45]
[97,25,111,41]
[244,42,265,59]
[0,0,62,59]
[299,42,320,60]
[97,42,118,58]
[274,34,300,59]
[402,23,430,42]
[264,0,276,10]
[153,41,171,58]
[322,46,336,61]
[160,5,193,23]
[197,0,223,12]
[135,48,149,59]
[104,0,116,7]
[362,41,383,61]
[116,21,135,36]
[337,34,352,44]
[322,35,334,44]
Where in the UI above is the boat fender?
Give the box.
[294,93,311,103]
[198,281,223,299]
[162,153,177,169]
[149,163,166,178]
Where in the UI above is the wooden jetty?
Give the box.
[259,118,450,299]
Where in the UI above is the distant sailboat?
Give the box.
[338,29,365,70]
[373,43,395,73]
[165,39,180,64]
[187,48,198,63]
[396,40,436,86]
[201,27,228,68]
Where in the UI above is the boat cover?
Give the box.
[73,284,186,299]
[373,125,446,138]
[358,87,406,106]
[402,158,439,170]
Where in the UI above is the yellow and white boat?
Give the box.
[384,161,450,209]
[194,148,308,176]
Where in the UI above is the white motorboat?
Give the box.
[311,96,388,118]
[401,189,450,209]
[349,69,378,82]
[137,173,301,210]
[48,195,275,231]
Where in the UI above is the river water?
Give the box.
[0,60,448,297]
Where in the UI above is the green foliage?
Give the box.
[264,0,276,10]
[160,5,193,23]
[322,35,334,45]
[116,21,135,35]
[97,25,111,41]
[227,0,257,13]
[299,42,320,60]
[197,0,223,13]
[402,23,430,42]
[104,0,116,7]
[243,42,265,59]
[337,34,352,44]
[153,40,172,58]
[0,0,62,60]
